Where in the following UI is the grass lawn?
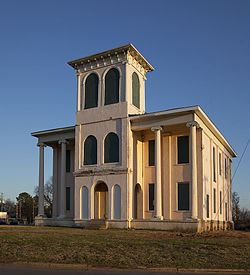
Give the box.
[0,226,250,270]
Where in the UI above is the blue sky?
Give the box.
[0,0,249,208]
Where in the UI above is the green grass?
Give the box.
[0,226,250,269]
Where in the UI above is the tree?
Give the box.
[16,192,34,224]
[4,199,16,218]
[232,192,240,227]
[34,177,53,218]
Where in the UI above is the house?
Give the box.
[32,44,236,232]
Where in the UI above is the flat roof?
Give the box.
[67,43,154,72]
[31,126,75,137]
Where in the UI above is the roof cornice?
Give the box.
[67,44,154,73]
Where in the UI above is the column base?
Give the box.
[36,214,46,218]
[153,216,164,220]
[56,215,65,220]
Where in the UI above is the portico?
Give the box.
[32,127,75,222]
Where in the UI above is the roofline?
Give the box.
[31,126,75,137]
[130,105,237,157]
[67,43,154,72]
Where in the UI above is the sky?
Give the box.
[0,0,249,209]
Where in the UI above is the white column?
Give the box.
[58,139,68,218]
[151,126,163,220]
[37,142,46,216]
[52,147,58,218]
[186,121,199,220]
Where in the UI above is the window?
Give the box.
[132,72,140,108]
[224,158,227,179]
[177,136,189,164]
[213,188,216,214]
[213,147,216,182]
[66,150,71,172]
[84,135,97,165]
[148,140,155,166]
[178,182,190,211]
[66,187,70,211]
[149,184,155,211]
[105,68,119,105]
[225,202,228,221]
[219,152,222,176]
[104,133,119,163]
[206,194,210,218]
[113,185,121,219]
[84,73,98,109]
[220,191,222,214]
[81,186,89,219]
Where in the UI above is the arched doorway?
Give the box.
[134,183,143,219]
[94,182,108,219]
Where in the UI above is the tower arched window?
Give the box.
[105,68,119,105]
[84,135,97,165]
[104,133,119,163]
[84,73,99,109]
[132,72,140,108]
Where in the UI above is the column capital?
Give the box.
[58,139,69,145]
[37,142,47,148]
[186,121,200,128]
[151,126,162,132]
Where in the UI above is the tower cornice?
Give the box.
[68,44,154,73]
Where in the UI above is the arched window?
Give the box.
[104,133,119,163]
[81,186,89,219]
[113,185,121,219]
[84,135,97,165]
[105,68,119,105]
[84,73,98,109]
[132,72,140,108]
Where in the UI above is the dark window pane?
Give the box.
[104,133,119,163]
[84,135,97,165]
[220,191,222,214]
[66,187,70,211]
[225,202,228,221]
[178,136,189,164]
[225,158,227,179]
[149,184,155,211]
[132,72,140,108]
[148,140,155,166]
[219,153,222,175]
[105,68,119,105]
[206,194,210,218]
[213,188,216,213]
[213,147,216,182]
[178,183,189,211]
[66,150,70,173]
[84,73,98,109]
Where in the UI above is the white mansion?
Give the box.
[32,44,236,231]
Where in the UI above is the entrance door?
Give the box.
[94,182,108,219]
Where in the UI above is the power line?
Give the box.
[232,136,250,180]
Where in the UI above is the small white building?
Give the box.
[32,44,236,232]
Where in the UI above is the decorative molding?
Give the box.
[37,142,47,148]
[58,139,69,145]
[186,121,200,129]
[74,167,128,177]
[151,126,163,132]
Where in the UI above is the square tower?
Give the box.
[68,44,154,118]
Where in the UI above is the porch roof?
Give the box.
[130,105,237,158]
